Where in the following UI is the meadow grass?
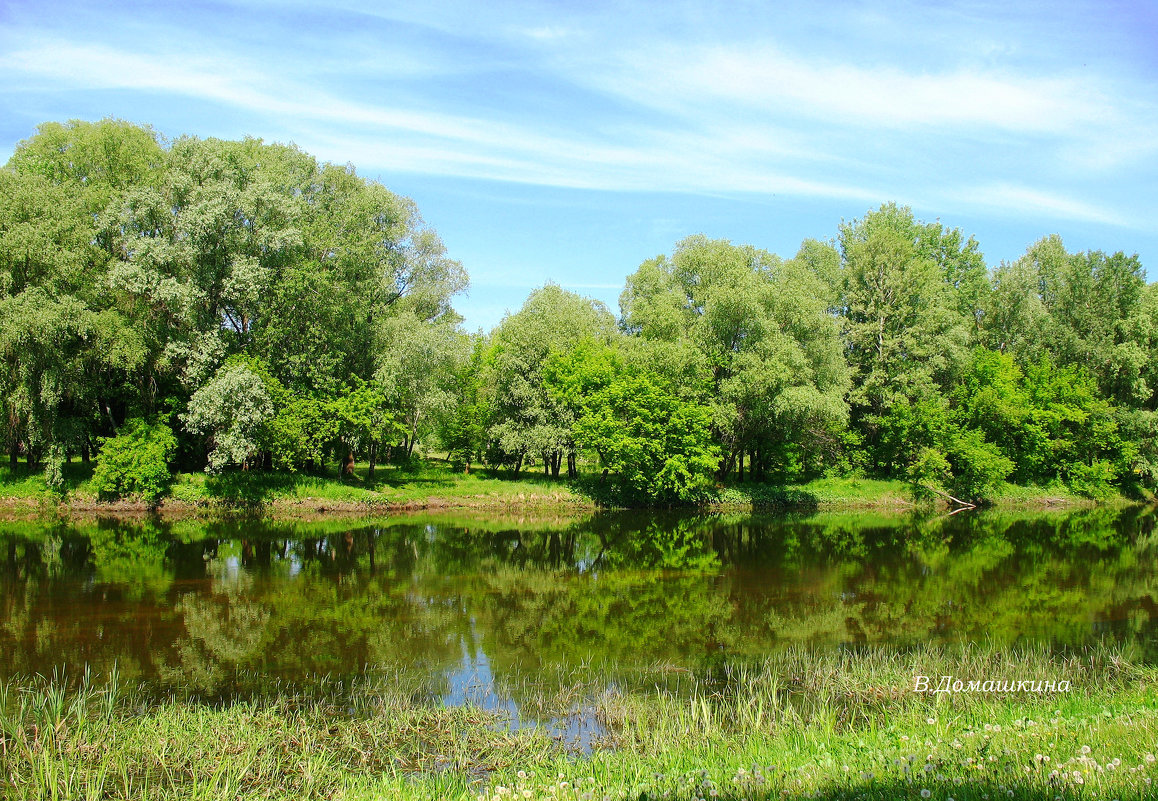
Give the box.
[1,460,1102,516]
[0,459,592,513]
[715,476,913,510]
[2,643,1155,800]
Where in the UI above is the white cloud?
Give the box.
[597,44,1124,136]
[2,3,1155,233]
[1,37,886,201]
[946,183,1125,227]
[520,25,573,41]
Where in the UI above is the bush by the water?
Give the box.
[90,419,177,504]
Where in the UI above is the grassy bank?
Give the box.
[1,643,1155,800]
[0,460,593,516]
[0,460,1111,517]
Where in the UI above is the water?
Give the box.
[1,505,1156,747]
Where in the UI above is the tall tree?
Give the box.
[838,204,978,471]
[484,285,617,477]
[621,235,849,480]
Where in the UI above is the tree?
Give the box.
[620,236,849,481]
[952,347,1128,496]
[330,379,405,476]
[182,360,276,471]
[484,285,617,477]
[839,204,977,469]
[984,236,1150,407]
[439,336,489,473]
[0,289,93,479]
[373,314,465,459]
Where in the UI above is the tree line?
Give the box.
[3,119,1156,503]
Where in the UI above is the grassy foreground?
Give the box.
[0,459,1104,516]
[2,643,1156,800]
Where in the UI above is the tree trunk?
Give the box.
[551,452,561,479]
[101,399,119,435]
[513,453,523,476]
[544,453,550,477]
[368,443,376,479]
[9,446,17,472]
[717,451,735,480]
[567,452,576,479]
[738,451,744,482]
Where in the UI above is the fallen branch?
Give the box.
[918,483,976,509]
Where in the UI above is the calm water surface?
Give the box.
[2,506,1156,738]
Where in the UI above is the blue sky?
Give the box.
[2,0,1156,331]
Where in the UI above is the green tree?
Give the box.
[182,360,276,471]
[984,236,1150,407]
[557,347,720,503]
[484,285,617,477]
[620,235,849,481]
[439,335,489,472]
[0,289,93,479]
[374,315,464,459]
[839,204,979,471]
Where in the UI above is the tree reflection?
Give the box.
[0,506,1155,698]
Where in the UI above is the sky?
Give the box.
[1,0,1156,331]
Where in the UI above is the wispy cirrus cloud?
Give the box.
[0,36,888,201]
[598,45,1120,135]
[0,0,1155,234]
[945,183,1127,228]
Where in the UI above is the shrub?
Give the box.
[1068,459,1117,500]
[945,427,1014,501]
[91,419,177,504]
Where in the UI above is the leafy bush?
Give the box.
[91,419,177,504]
[906,446,952,500]
[1067,459,1118,500]
[573,369,719,504]
[944,427,1014,501]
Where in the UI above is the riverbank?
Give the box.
[0,461,1117,519]
[2,643,1154,800]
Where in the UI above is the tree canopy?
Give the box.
[2,119,1154,505]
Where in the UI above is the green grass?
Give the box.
[0,462,1125,516]
[166,459,590,510]
[987,481,1097,507]
[2,643,1155,800]
[0,459,591,513]
[715,476,913,510]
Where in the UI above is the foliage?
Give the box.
[483,285,617,476]
[439,336,489,470]
[90,419,178,503]
[3,118,1157,506]
[182,360,275,471]
[620,235,850,480]
[571,366,720,503]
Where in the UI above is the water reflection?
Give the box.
[1,506,1156,732]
